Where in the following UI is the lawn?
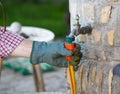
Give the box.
[0,1,69,38]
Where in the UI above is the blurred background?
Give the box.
[0,0,70,93]
[0,0,69,38]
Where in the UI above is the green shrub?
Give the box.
[0,1,68,37]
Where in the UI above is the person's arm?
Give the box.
[0,27,32,58]
[0,27,24,58]
[10,39,33,58]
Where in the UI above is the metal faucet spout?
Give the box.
[69,15,92,37]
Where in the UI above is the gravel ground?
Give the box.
[0,67,68,94]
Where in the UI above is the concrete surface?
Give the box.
[0,67,67,94]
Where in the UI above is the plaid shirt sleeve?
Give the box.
[0,27,24,58]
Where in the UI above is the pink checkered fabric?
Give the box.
[0,27,24,58]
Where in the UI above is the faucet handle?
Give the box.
[79,25,92,35]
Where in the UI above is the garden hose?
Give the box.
[65,36,77,94]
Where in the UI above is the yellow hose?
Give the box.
[68,62,77,94]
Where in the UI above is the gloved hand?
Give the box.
[30,41,82,67]
[70,44,82,66]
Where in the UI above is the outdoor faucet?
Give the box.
[66,15,92,71]
[69,15,92,39]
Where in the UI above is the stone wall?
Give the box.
[69,0,120,94]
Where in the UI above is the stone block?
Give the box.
[92,29,101,42]
[101,6,112,23]
[113,47,120,60]
[81,4,95,23]
[114,32,120,46]
[106,30,115,46]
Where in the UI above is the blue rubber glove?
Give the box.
[30,41,82,67]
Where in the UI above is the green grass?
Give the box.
[0,1,68,37]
